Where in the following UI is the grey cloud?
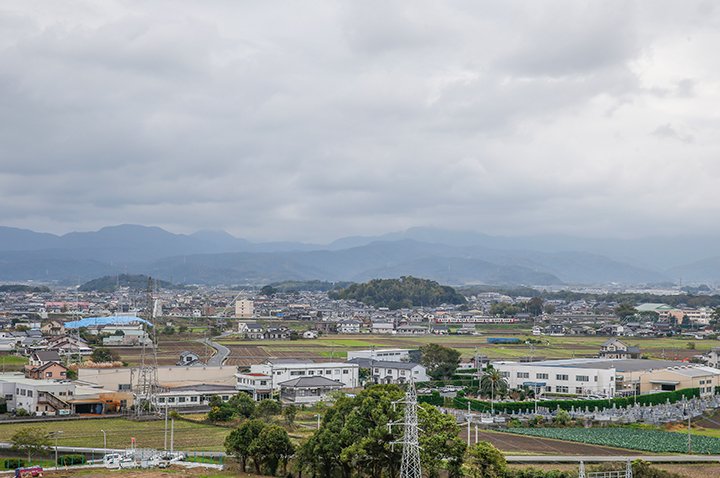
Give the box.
[652,124,694,143]
[0,1,718,242]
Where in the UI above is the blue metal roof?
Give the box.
[64,316,149,328]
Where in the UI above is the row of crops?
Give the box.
[504,427,720,454]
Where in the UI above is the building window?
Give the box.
[158,397,165,403]
[576,387,583,394]
[290,371,303,376]
[556,374,568,381]
[46,372,52,377]
[190,396,198,402]
[343,370,349,374]
[536,373,549,380]
[557,386,569,393]
[500,371,510,378]
[168,397,175,403]
[517,372,529,379]
[576,375,589,382]
[178,397,186,403]
[325,370,332,375]
[222,395,229,400]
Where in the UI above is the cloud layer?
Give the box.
[1,0,719,241]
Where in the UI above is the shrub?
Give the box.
[4,459,25,469]
[57,454,86,466]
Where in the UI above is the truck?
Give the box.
[486,337,522,344]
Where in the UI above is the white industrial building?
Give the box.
[248,359,359,390]
[347,348,413,362]
[493,359,618,397]
[493,358,720,398]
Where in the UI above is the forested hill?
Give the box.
[78,274,175,292]
[329,276,466,309]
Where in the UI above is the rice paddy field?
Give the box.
[216,332,715,367]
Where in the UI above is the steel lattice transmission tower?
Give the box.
[133,277,161,416]
[389,380,422,478]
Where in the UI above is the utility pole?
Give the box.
[170,417,175,455]
[101,429,107,459]
[164,404,169,450]
[52,431,63,470]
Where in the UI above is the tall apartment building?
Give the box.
[235,300,254,319]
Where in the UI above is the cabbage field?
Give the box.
[504,427,720,454]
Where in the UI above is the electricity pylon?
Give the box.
[134,277,161,416]
[389,380,422,478]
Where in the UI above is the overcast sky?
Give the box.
[1,1,719,242]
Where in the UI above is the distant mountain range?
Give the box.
[0,224,719,286]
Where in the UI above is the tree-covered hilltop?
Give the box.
[78,274,174,292]
[329,276,466,309]
[0,284,50,293]
[264,280,352,293]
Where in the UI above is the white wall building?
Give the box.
[347,348,412,362]
[249,360,359,390]
[493,359,617,397]
[347,358,430,384]
[154,384,239,408]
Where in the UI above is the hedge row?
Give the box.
[57,455,85,466]
[417,391,444,406]
[3,459,25,469]
[451,388,701,414]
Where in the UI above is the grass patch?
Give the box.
[0,418,229,452]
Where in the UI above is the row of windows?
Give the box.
[374,368,409,375]
[513,372,597,382]
[288,369,350,376]
[158,394,231,404]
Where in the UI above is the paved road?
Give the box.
[197,338,230,366]
[505,455,720,463]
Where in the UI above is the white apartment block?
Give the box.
[347,348,412,362]
[249,360,359,390]
[235,300,254,319]
[347,358,430,383]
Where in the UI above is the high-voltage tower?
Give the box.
[133,277,161,416]
[389,380,422,478]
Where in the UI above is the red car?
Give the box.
[15,467,43,478]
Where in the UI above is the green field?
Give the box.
[218,333,714,361]
[505,427,720,454]
[0,418,229,452]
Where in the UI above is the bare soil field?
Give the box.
[470,430,635,455]
[115,339,209,366]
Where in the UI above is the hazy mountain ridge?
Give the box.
[0,224,717,285]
